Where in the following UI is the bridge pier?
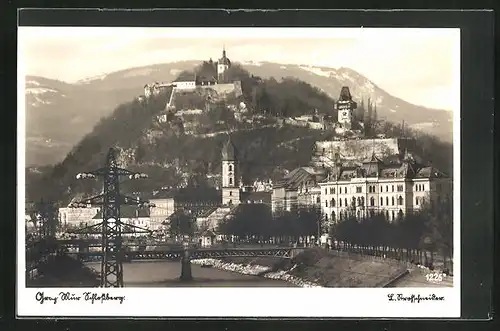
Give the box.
[179,245,193,282]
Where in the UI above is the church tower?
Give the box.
[221,136,240,206]
[217,46,231,84]
[336,86,357,130]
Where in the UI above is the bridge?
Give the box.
[67,247,301,260]
[27,237,304,282]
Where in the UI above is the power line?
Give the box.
[68,147,154,288]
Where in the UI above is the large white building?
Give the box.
[319,151,452,224]
[58,206,100,230]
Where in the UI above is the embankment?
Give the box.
[192,248,410,288]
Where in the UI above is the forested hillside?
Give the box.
[26,65,336,204]
[26,64,453,206]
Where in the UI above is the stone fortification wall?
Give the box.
[314,138,418,161]
[201,81,243,97]
[167,81,243,111]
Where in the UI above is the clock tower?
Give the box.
[336,86,357,130]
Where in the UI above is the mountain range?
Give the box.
[24,60,453,166]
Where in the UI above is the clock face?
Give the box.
[342,111,348,116]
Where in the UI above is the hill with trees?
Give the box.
[26,64,453,207]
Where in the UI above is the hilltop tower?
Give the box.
[217,46,231,83]
[336,86,358,130]
[221,135,240,205]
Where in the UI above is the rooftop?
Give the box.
[222,136,238,161]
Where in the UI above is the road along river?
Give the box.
[85,260,295,287]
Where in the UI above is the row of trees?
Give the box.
[332,196,453,269]
[163,195,453,269]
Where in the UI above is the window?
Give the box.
[392,197,395,206]
[330,188,334,194]
[386,197,389,205]
[331,211,336,221]
[331,198,336,207]
[397,185,404,192]
[325,200,328,207]
[344,187,348,194]
[316,197,321,204]
[228,164,232,172]
[339,199,342,207]
[380,197,383,206]
[415,197,419,205]
[398,196,403,205]
[386,185,389,192]
[229,191,233,196]
[345,198,348,206]
[368,186,372,193]
[325,214,328,221]
[370,197,375,206]
[325,188,328,195]
[229,178,233,185]
[333,187,336,194]
[391,210,395,220]
[422,184,425,191]
[356,186,362,193]
[361,197,365,206]
[391,185,394,192]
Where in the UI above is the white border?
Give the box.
[17,27,461,318]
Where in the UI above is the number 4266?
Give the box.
[425,273,445,283]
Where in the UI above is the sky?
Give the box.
[18,27,460,110]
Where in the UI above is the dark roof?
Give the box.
[175,187,220,202]
[240,191,272,204]
[218,49,231,66]
[173,72,196,82]
[222,136,237,161]
[93,206,150,219]
[149,190,177,200]
[339,86,353,101]
[329,160,447,181]
[276,167,326,190]
[415,166,447,179]
[200,229,216,237]
[148,187,220,202]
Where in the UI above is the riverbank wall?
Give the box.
[192,248,413,288]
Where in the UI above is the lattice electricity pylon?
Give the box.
[66,222,152,235]
[68,147,154,288]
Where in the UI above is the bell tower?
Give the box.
[217,45,231,84]
[221,136,240,206]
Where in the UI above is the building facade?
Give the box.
[58,206,100,230]
[149,195,176,231]
[271,167,327,212]
[319,151,452,224]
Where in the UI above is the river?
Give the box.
[85,260,295,287]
